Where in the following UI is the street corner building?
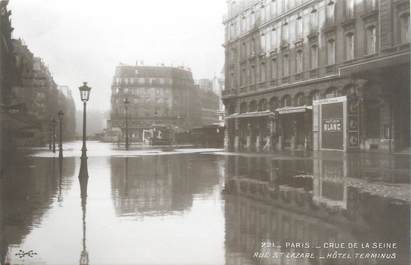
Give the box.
[222,0,410,153]
[108,64,203,143]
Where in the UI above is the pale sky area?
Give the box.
[9,0,227,111]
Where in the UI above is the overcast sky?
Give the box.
[9,0,226,112]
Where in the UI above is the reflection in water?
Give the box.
[110,154,221,217]
[0,156,75,264]
[0,147,409,265]
[224,153,410,265]
[79,158,89,265]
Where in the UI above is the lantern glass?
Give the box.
[79,82,91,102]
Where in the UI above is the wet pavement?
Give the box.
[0,142,409,265]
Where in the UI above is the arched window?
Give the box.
[258,99,268,111]
[269,97,279,112]
[249,100,257,112]
[240,102,248,113]
[366,26,377,54]
[282,95,292,107]
[295,93,305,106]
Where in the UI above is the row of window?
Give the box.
[233,17,385,61]
[113,97,171,105]
[233,38,335,87]
[112,87,172,95]
[114,77,173,86]
[228,18,411,89]
[228,0,336,43]
[226,0,380,42]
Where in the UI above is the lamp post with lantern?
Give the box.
[79,82,91,159]
[51,118,57,153]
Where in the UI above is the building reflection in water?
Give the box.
[78,158,89,265]
[110,154,221,217]
[0,156,75,265]
[224,153,410,265]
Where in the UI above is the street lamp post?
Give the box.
[48,122,53,151]
[79,82,92,159]
[51,118,57,153]
[58,110,64,159]
[123,98,130,150]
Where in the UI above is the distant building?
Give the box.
[212,75,225,125]
[197,79,220,126]
[222,0,410,152]
[109,64,201,142]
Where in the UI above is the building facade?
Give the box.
[109,64,202,142]
[222,0,410,152]
[12,39,77,144]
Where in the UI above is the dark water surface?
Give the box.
[0,145,409,265]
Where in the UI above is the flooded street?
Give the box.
[0,142,409,265]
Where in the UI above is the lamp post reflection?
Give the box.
[58,156,63,205]
[79,158,89,265]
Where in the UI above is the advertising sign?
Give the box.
[321,101,345,150]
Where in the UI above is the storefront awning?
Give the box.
[276,106,312,115]
[225,110,275,119]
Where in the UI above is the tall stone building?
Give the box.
[222,0,410,152]
[109,64,201,142]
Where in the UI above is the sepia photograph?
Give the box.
[0,0,410,264]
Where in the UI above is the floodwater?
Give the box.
[0,142,409,265]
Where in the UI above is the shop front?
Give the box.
[276,106,313,151]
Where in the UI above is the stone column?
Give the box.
[263,118,273,152]
[277,117,283,151]
[234,119,239,152]
[224,122,230,151]
[255,121,261,152]
[246,122,251,151]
